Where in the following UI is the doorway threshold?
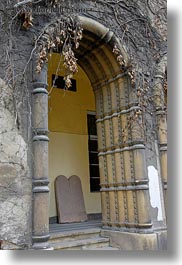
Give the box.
[49,219,102,234]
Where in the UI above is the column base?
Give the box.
[101,229,167,250]
[32,234,51,250]
[32,242,53,250]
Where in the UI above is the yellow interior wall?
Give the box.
[48,53,101,218]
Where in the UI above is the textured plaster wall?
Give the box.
[148,165,164,221]
[49,133,101,217]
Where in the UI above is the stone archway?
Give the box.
[32,16,152,250]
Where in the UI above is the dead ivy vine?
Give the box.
[36,16,83,88]
[0,0,167,151]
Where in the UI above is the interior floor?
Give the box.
[49,219,102,234]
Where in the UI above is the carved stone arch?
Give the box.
[77,16,129,86]
[32,15,153,250]
[78,16,129,66]
[82,50,108,81]
[78,58,98,84]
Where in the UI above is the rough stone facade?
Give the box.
[0,79,32,249]
[0,0,167,250]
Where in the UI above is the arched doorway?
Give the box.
[48,55,102,223]
[32,16,152,249]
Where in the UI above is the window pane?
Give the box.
[90,178,100,192]
[87,113,100,192]
[52,75,77,92]
[89,152,99,165]
[88,140,98,151]
[90,165,100,178]
[87,114,97,135]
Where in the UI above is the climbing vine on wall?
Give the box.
[1,0,167,88]
[0,0,167,147]
[12,1,83,88]
[36,16,83,88]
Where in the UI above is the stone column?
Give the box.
[95,87,110,226]
[118,76,152,232]
[154,75,167,212]
[94,74,152,233]
[32,64,50,249]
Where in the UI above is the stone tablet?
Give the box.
[55,175,88,223]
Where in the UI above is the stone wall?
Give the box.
[0,79,32,249]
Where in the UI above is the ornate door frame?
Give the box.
[31,16,153,249]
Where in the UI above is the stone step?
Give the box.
[89,246,119,250]
[49,228,101,243]
[49,220,102,232]
[49,236,110,250]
